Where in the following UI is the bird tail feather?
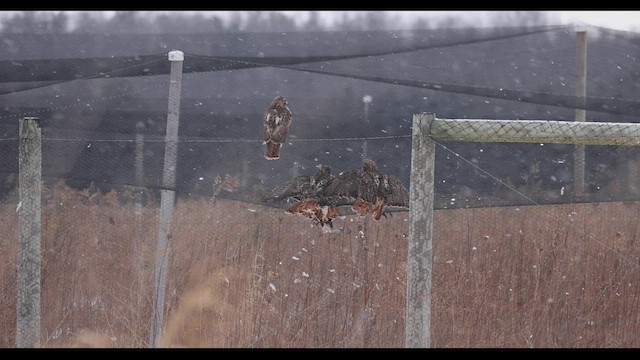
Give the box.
[264,142,281,160]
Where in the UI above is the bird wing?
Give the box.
[384,175,410,207]
[319,169,376,205]
[321,170,359,199]
[263,175,312,202]
[264,108,291,143]
[263,108,279,142]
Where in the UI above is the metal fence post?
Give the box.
[406,113,435,348]
[16,116,42,348]
[150,50,183,347]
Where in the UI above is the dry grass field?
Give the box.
[1,183,639,347]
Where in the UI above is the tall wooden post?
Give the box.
[16,117,42,348]
[406,113,435,348]
[150,50,183,347]
[574,23,587,197]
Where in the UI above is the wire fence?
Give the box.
[1,24,640,347]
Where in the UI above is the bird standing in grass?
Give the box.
[263,95,292,160]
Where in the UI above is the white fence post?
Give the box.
[574,23,588,197]
[16,116,42,348]
[150,50,183,347]
[406,113,435,348]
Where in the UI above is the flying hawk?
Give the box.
[263,95,292,160]
[320,159,409,221]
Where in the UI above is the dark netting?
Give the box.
[1,24,640,348]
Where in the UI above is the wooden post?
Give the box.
[150,50,183,347]
[17,116,42,348]
[406,113,435,348]
[574,24,587,197]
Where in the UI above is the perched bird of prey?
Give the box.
[263,95,292,160]
[263,165,332,203]
[321,159,409,221]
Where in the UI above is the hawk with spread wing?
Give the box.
[263,96,292,160]
[264,165,341,228]
[263,165,332,203]
[320,159,409,221]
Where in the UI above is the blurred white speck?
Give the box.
[247,208,256,212]
[472,246,477,250]
[588,320,595,326]
[378,263,383,268]
[224,277,229,284]
[301,248,308,252]
[198,177,204,181]
[87,142,91,148]
[269,283,276,292]
[352,282,360,288]
[302,272,309,277]
[329,269,336,273]
[294,278,302,284]
[484,235,490,240]
[446,260,454,264]
[16,201,22,212]
[359,230,364,236]
[292,256,299,261]
[110,337,117,342]
[565,292,569,296]
[327,288,335,294]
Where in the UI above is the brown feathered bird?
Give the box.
[263,165,332,203]
[265,165,340,228]
[286,198,341,229]
[321,159,409,221]
[263,96,292,160]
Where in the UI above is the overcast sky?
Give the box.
[6,10,640,32]
[164,11,640,32]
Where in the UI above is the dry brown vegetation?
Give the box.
[1,183,639,347]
